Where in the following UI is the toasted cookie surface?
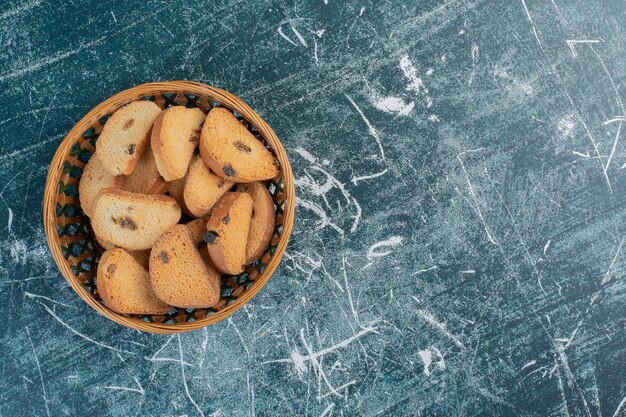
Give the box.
[91,188,181,250]
[199,107,278,182]
[94,229,116,250]
[149,225,220,308]
[184,155,234,217]
[151,107,206,181]
[238,182,275,263]
[79,153,124,217]
[97,248,171,315]
[123,147,168,194]
[96,101,161,175]
[167,177,192,217]
[205,192,253,274]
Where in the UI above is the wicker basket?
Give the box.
[43,81,295,334]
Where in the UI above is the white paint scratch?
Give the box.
[10,239,28,264]
[7,207,13,233]
[612,396,626,417]
[457,152,498,245]
[300,329,343,398]
[350,168,388,185]
[277,26,298,47]
[543,240,552,256]
[317,380,355,400]
[412,266,437,276]
[178,335,205,417]
[604,117,626,125]
[0,30,124,83]
[344,94,385,161]
[342,255,361,327]
[27,327,50,417]
[350,196,362,233]
[39,302,134,354]
[602,237,623,285]
[520,0,544,51]
[566,39,600,58]
[291,25,308,47]
[320,403,335,417]
[365,236,404,263]
[263,325,378,369]
[604,121,622,175]
[416,309,465,349]
[521,360,536,370]
[0,0,42,20]
[145,335,194,367]
[25,292,71,308]
[101,377,144,395]
[296,197,344,235]
[0,134,62,164]
[578,117,612,193]
[469,43,479,85]
[294,147,318,164]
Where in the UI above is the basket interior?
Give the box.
[55,92,286,325]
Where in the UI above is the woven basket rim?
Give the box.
[43,81,295,334]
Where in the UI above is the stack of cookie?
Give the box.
[78,101,277,315]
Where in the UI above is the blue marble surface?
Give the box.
[1,0,625,416]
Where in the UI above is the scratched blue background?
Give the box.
[1,0,625,416]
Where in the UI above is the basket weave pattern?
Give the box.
[43,82,295,334]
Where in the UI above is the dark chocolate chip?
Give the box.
[222,164,236,177]
[203,231,219,244]
[159,251,169,263]
[222,214,230,224]
[119,217,137,230]
[107,264,117,274]
[127,144,136,155]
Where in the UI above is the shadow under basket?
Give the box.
[43,81,295,334]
